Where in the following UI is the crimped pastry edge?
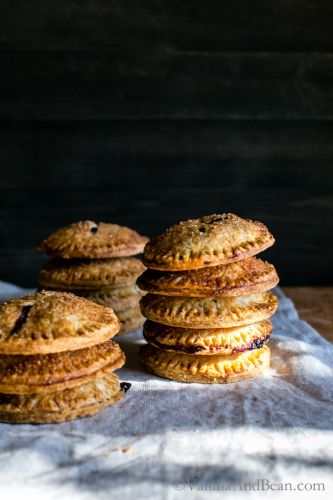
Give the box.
[0,391,124,424]
[143,320,272,355]
[140,344,270,383]
[140,292,278,329]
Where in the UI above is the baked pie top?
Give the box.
[140,292,278,328]
[38,220,148,259]
[39,257,145,289]
[138,257,279,297]
[0,339,125,394]
[143,213,275,270]
[0,291,120,355]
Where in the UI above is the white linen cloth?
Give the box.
[0,281,332,499]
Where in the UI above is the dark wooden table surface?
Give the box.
[284,287,333,343]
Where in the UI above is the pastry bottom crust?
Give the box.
[140,344,270,384]
[0,372,126,424]
[0,390,124,424]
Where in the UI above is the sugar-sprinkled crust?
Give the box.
[138,257,279,297]
[140,344,270,383]
[0,291,120,355]
[140,292,278,328]
[143,214,275,270]
[0,372,125,424]
[38,220,149,259]
[143,319,272,355]
[39,257,145,289]
[0,340,125,394]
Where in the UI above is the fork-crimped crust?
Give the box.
[0,291,120,355]
[39,257,145,289]
[140,343,270,383]
[143,214,274,271]
[0,340,125,394]
[143,319,272,355]
[38,220,148,259]
[140,292,278,328]
[138,257,279,297]
[0,372,125,424]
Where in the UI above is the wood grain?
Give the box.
[1,0,333,51]
[284,287,333,342]
[0,1,332,286]
[0,120,332,286]
[1,51,333,120]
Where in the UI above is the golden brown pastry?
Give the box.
[70,285,144,312]
[38,220,148,259]
[0,373,128,424]
[117,306,145,335]
[0,340,124,394]
[39,257,145,289]
[143,319,272,355]
[0,291,120,355]
[140,292,278,329]
[140,343,270,383]
[143,214,274,271]
[138,257,279,297]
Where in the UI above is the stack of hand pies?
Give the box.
[0,290,130,423]
[38,221,148,334]
[138,214,279,384]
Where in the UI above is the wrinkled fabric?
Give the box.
[0,282,332,499]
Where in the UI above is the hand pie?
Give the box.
[38,220,148,259]
[143,213,274,270]
[140,343,270,383]
[143,319,272,355]
[138,257,278,297]
[140,292,278,329]
[0,291,120,355]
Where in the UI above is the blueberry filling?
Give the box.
[90,225,98,233]
[11,305,32,334]
[120,382,132,393]
[252,338,265,349]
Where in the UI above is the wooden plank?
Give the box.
[0,120,332,286]
[1,51,333,120]
[1,0,333,51]
[1,120,333,189]
[284,287,333,342]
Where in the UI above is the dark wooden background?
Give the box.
[0,0,332,287]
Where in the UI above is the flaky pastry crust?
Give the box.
[140,292,278,328]
[38,220,148,259]
[39,257,145,289]
[140,344,270,383]
[0,340,125,394]
[143,214,274,270]
[69,285,144,312]
[0,291,120,355]
[0,373,125,424]
[143,319,272,355]
[138,257,279,297]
